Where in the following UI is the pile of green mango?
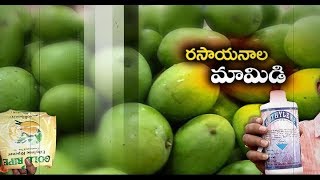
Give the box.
[1,5,319,175]
[0,5,94,175]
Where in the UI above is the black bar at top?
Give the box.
[0,0,318,5]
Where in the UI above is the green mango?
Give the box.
[205,5,262,37]
[33,5,83,42]
[207,93,239,123]
[253,24,292,64]
[284,16,320,68]
[139,5,203,36]
[40,84,98,134]
[31,41,86,89]
[259,5,281,29]
[0,8,24,67]
[139,29,163,75]
[217,160,261,175]
[282,5,320,24]
[0,67,39,112]
[167,114,235,174]
[97,103,173,174]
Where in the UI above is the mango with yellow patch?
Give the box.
[148,62,220,123]
[281,68,320,120]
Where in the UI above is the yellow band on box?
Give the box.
[0,110,56,172]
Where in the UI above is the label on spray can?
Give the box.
[261,107,302,170]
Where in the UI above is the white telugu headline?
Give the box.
[210,65,286,84]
